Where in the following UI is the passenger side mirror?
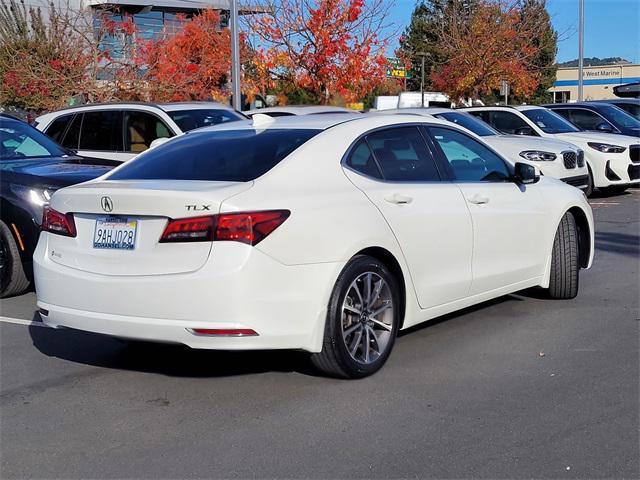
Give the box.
[514,162,540,185]
[514,127,533,136]
[149,137,170,150]
[595,122,613,133]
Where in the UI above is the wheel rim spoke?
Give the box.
[370,301,391,318]
[343,304,361,316]
[349,327,363,356]
[367,325,381,354]
[364,326,370,363]
[369,278,383,308]
[352,282,364,309]
[343,322,361,337]
[368,317,392,331]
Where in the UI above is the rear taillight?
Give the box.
[159,216,216,243]
[159,210,290,245]
[42,206,76,237]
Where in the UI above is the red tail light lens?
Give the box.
[42,207,76,237]
[215,210,290,245]
[159,216,216,243]
[159,210,290,245]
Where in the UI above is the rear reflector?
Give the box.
[42,206,77,237]
[188,328,258,337]
[160,210,290,245]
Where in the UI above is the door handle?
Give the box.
[384,194,413,204]
[467,194,490,205]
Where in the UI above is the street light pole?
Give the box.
[578,0,584,101]
[418,52,428,107]
[230,0,241,110]
[421,55,425,107]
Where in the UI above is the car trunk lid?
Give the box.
[46,180,252,275]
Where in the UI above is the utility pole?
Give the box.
[230,0,241,110]
[418,52,428,107]
[578,0,584,101]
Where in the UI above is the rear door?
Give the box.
[123,110,175,156]
[76,110,133,162]
[425,125,549,294]
[342,125,473,309]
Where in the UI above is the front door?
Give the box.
[426,125,549,294]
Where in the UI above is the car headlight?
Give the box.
[587,142,626,153]
[9,184,55,224]
[519,150,557,161]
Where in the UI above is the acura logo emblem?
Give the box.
[101,196,113,212]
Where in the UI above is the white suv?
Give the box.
[377,108,589,190]
[465,106,640,195]
[35,102,246,162]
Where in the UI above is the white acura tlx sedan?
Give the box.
[34,114,594,378]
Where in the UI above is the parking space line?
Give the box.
[0,316,48,328]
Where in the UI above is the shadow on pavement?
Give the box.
[29,292,533,378]
[595,231,640,257]
[28,319,316,378]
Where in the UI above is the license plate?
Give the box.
[93,217,137,250]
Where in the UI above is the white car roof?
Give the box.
[245,105,357,116]
[36,101,237,122]
[464,105,541,113]
[195,112,453,133]
[156,101,234,112]
[372,107,462,116]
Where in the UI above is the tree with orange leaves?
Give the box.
[249,0,394,105]
[139,10,267,102]
[430,0,553,102]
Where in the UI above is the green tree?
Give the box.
[398,0,475,91]
[518,0,557,103]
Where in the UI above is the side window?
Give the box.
[489,111,533,135]
[124,111,172,153]
[345,138,383,179]
[60,114,82,149]
[566,109,609,131]
[470,110,492,125]
[429,127,511,182]
[79,111,123,151]
[366,127,440,181]
[44,115,73,143]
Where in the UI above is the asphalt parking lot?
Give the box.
[1,190,638,479]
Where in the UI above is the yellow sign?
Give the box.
[346,103,364,111]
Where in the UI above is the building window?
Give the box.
[554,91,571,103]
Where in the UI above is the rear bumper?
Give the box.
[34,235,343,352]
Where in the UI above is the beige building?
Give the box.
[549,63,640,102]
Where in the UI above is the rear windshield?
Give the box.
[435,112,499,137]
[108,128,321,182]
[167,109,246,132]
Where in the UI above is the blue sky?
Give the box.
[387,0,640,63]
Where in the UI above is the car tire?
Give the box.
[547,212,579,300]
[311,255,401,379]
[599,185,628,196]
[0,220,30,298]
[584,166,594,197]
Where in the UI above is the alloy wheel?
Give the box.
[341,271,394,364]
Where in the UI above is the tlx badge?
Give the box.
[186,205,211,211]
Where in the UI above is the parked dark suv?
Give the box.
[544,102,640,137]
[593,99,640,120]
[0,114,116,297]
